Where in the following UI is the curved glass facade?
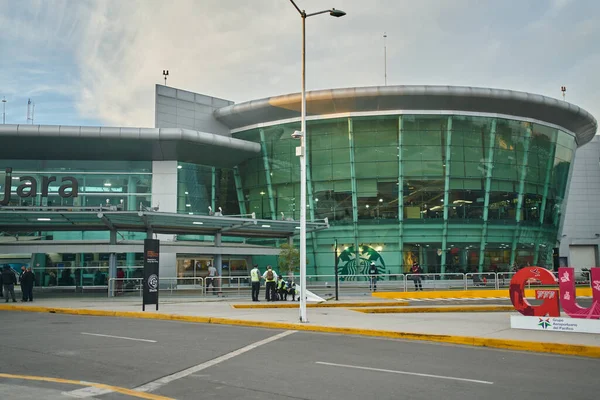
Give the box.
[232,114,576,275]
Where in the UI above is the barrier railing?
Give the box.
[53,270,597,299]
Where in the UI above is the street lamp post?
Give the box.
[289,0,346,323]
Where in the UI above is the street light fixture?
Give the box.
[289,0,346,323]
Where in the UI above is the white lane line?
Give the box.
[316,361,494,385]
[67,330,296,398]
[80,332,157,343]
[135,330,297,393]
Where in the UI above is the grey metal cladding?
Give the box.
[214,85,598,146]
[0,125,260,168]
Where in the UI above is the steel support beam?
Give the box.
[233,166,247,215]
[398,116,404,273]
[479,119,497,272]
[348,117,360,261]
[534,129,558,265]
[440,117,453,274]
[259,129,277,220]
[510,124,532,266]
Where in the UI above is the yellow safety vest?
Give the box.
[251,268,260,282]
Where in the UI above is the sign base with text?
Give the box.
[510,315,600,334]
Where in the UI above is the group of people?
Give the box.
[250,264,297,302]
[0,265,35,303]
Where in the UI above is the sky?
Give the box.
[0,0,598,128]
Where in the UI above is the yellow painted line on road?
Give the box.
[350,305,516,313]
[2,304,599,358]
[232,301,409,309]
[372,287,593,299]
[0,373,174,400]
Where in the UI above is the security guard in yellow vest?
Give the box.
[262,265,277,301]
[250,264,261,302]
[276,275,287,301]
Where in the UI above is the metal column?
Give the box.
[479,119,497,272]
[259,129,277,220]
[211,167,216,211]
[440,117,453,274]
[108,230,117,297]
[533,130,557,265]
[233,167,247,215]
[510,124,532,266]
[397,116,404,272]
[348,118,360,261]
[215,232,222,277]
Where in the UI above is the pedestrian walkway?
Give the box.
[1,296,598,357]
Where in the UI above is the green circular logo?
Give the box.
[337,245,386,281]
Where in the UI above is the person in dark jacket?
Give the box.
[2,265,17,303]
[20,267,35,302]
[19,266,26,301]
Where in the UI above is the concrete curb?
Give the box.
[372,287,593,299]
[1,304,599,358]
[350,305,516,313]
[232,301,409,309]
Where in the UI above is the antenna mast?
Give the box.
[27,98,35,124]
[1,97,6,124]
[383,32,387,86]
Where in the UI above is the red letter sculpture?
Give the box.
[558,267,600,319]
[510,267,560,317]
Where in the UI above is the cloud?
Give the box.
[1,0,599,129]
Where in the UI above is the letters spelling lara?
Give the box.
[1,168,79,206]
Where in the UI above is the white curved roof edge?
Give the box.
[214,85,597,146]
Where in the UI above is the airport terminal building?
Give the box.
[0,85,597,288]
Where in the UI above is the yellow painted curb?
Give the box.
[0,372,173,400]
[1,304,599,358]
[231,301,409,309]
[372,287,593,299]
[350,305,516,313]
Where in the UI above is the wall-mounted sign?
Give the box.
[1,167,79,206]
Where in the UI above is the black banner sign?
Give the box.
[143,239,160,311]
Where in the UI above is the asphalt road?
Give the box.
[0,311,597,400]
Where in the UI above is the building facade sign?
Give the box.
[1,167,79,206]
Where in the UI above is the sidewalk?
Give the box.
[1,296,599,356]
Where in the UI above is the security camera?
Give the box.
[291,130,303,139]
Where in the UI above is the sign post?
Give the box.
[334,239,339,301]
[143,239,160,311]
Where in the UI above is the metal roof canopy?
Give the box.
[0,209,329,239]
[0,126,261,168]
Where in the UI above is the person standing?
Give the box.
[411,261,423,291]
[19,266,26,302]
[206,263,218,295]
[21,267,35,302]
[368,262,378,292]
[250,264,261,302]
[262,265,277,301]
[2,265,17,303]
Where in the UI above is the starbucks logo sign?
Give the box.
[337,245,386,280]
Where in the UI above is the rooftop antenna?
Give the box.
[2,97,6,124]
[383,32,388,86]
[561,86,566,101]
[26,98,35,124]
[162,70,169,85]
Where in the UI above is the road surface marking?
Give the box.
[135,330,297,392]
[316,361,494,385]
[81,332,157,343]
[69,330,296,397]
[0,373,173,400]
